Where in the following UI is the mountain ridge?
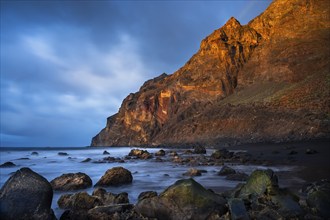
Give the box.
[91,0,330,147]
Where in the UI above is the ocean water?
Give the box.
[0,147,302,218]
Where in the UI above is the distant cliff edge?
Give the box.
[91,0,330,147]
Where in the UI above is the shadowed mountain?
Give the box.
[92,0,330,147]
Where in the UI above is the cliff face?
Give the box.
[92,0,330,147]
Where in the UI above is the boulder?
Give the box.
[50,172,92,191]
[270,189,303,218]
[81,158,92,163]
[211,149,232,159]
[103,150,110,155]
[58,152,68,156]
[92,188,129,205]
[0,167,55,220]
[193,146,206,154]
[128,149,152,159]
[31,151,39,156]
[218,165,236,176]
[58,192,100,210]
[228,198,249,220]
[87,204,134,220]
[155,149,166,156]
[305,180,330,218]
[95,167,133,187]
[238,169,278,198]
[138,191,158,201]
[0,162,16,168]
[135,178,227,219]
[183,168,202,177]
[305,148,318,154]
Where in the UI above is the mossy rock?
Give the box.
[306,180,330,218]
[136,178,227,220]
[238,169,278,198]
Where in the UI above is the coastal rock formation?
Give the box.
[50,172,92,191]
[0,167,55,220]
[92,0,330,147]
[95,167,133,187]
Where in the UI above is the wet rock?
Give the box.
[31,151,39,156]
[288,150,298,155]
[128,149,152,159]
[103,150,110,155]
[169,151,178,156]
[184,150,193,154]
[95,167,133,187]
[92,188,129,205]
[211,148,232,159]
[155,149,166,156]
[50,172,92,191]
[58,152,68,156]
[218,165,236,176]
[183,168,202,176]
[138,191,158,201]
[60,209,87,220]
[226,172,249,181]
[81,158,92,163]
[58,192,100,210]
[238,169,278,198]
[306,148,318,154]
[270,189,303,218]
[135,178,227,219]
[228,198,249,220]
[305,180,330,218]
[193,146,206,154]
[0,162,16,168]
[0,167,55,220]
[87,204,134,220]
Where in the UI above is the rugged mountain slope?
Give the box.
[92,0,330,147]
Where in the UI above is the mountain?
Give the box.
[91,0,330,147]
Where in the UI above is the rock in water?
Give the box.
[305,180,330,218]
[0,162,16,168]
[50,172,92,191]
[193,146,206,154]
[228,198,249,220]
[135,178,227,219]
[239,169,278,198]
[95,167,133,187]
[0,167,55,220]
[218,165,236,176]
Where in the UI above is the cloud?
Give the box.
[0,1,272,147]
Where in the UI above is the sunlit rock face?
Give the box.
[92,0,330,147]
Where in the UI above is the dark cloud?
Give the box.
[0,0,271,147]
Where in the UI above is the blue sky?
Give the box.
[0,0,271,147]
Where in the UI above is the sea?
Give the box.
[0,146,302,218]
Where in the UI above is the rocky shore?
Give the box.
[1,143,330,219]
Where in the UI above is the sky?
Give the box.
[0,0,272,147]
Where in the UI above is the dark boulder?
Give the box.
[211,148,232,159]
[58,192,100,210]
[305,148,318,154]
[155,149,166,156]
[0,162,16,168]
[305,180,330,218]
[228,198,249,220]
[103,150,110,155]
[58,152,68,156]
[218,165,236,176]
[193,146,206,154]
[0,167,55,220]
[138,191,158,201]
[135,178,227,219]
[95,167,133,187]
[87,204,134,220]
[81,158,92,163]
[31,151,39,156]
[92,188,129,205]
[50,172,92,191]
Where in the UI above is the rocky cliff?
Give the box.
[91,0,330,147]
